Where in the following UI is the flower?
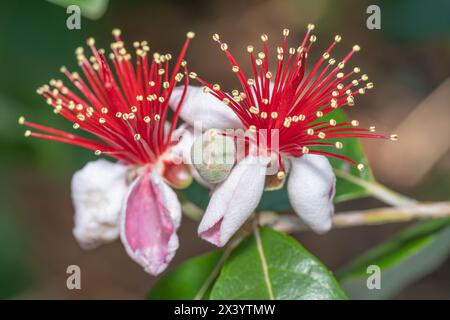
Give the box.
[19,29,196,275]
[183,25,396,246]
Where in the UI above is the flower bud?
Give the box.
[162,161,193,189]
[191,129,236,184]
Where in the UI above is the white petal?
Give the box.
[169,85,242,130]
[287,155,336,233]
[170,124,196,164]
[198,155,269,246]
[169,125,213,189]
[120,171,181,275]
[71,159,128,249]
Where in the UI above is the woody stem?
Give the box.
[259,201,450,233]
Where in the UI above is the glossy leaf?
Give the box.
[382,0,450,41]
[337,217,450,299]
[148,250,222,300]
[210,227,347,300]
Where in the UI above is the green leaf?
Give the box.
[210,227,347,300]
[46,0,109,20]
[182,180,211,211]
[337,217,450,299]
[148,250,223,300]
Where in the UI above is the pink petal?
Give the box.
[198,156,269,246]
[120,171,181,275]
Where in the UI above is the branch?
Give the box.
[259,201,450,233]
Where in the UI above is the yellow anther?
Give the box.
[277,171,286,179]
[249,106,259,114]
[112,28,121,37]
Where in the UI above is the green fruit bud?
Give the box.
[191,129,236,184]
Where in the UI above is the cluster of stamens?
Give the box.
[20,29,195,165]
[192,24,397,175]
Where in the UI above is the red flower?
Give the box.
[192,25,397,174]
[20,29,194,166]
[181,25,398,246]
[19,29,197,275]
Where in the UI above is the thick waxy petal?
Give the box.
[287,155,336,233]
[169,85,242,130]
[198,155,269,246]
[170,124,196,164]
[71,159,128,249]
[120,171,181,275]
[168,125,212,188]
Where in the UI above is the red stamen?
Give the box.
[196,26,393,171]
[21,30,195,166]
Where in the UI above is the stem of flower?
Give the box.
[259,201,450,233]
[181,201,204,221]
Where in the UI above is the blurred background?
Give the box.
[0,0,449,299]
